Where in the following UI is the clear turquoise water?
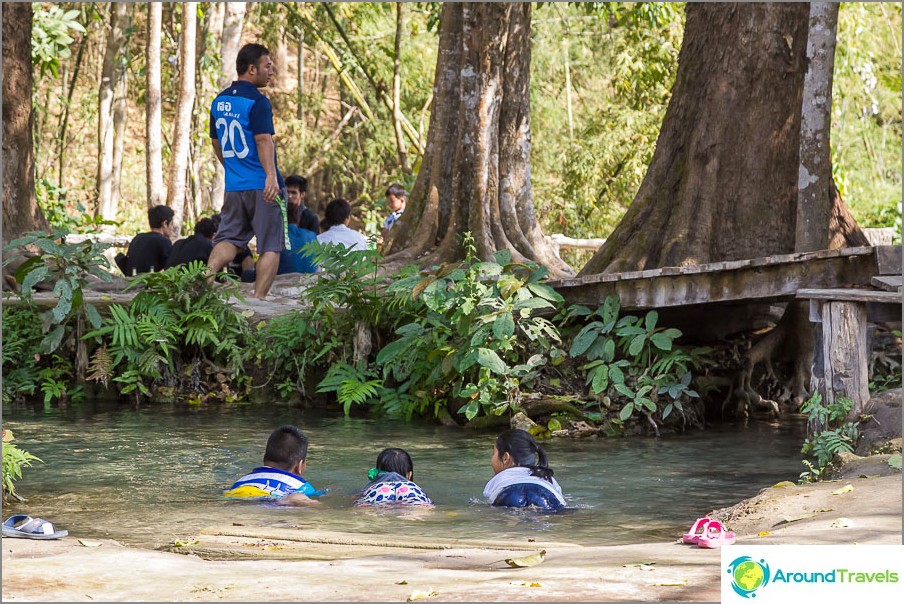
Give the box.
[1,400,808,548]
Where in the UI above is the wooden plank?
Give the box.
[549,247,879,310]
[816,301,869,418]
[871,275,902,292]
[797,288,903,304]
[875,245,902,275]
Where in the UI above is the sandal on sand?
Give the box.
[682,517,718,544]
[2,515,69,540]
[697,522,736,548]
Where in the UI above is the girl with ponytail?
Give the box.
[483,429,566,511]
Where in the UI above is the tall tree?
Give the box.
[578,3,867,409]
[2,3,48,241]
[165,2,198,235]
[580,3,865,277]
[95,2,130,226]
[383,3,571,277]
[145,2,164,210]
[210,2,247,211]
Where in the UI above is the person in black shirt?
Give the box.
[118,205,175,275]
[166,217,217,269]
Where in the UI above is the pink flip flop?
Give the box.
[697,522,736,548]
[682,517,719,544]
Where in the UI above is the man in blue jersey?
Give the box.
[207,43,287,300]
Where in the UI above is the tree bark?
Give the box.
[145,1,164,210]
[382,3,571,277]
[580,3,865,277]
[392,3,409,174]
[2,3,48,240]
[210,2,247,211]
[95,2,130,226]
[165,2,198,236]
[796,2,840,253]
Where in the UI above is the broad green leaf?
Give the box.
[84,303,103,330]
[40,325,65,353]
[602,338,616,362]
[570,323,601,357]
[475,348,507,375]
[526,282,564,303]
[20,264,49,292]
[590,365,609,393]
[513,297,553,311]
[493,312,515,340]
[650,332,674,351]
[609,364,625,385]
[614,383,634,398]
[628,334,646,356]
[619,403,635,421]
[644,310,658,331]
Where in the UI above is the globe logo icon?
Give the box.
[727,556,770,598]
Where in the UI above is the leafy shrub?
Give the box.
[2,430,42,500]
[566,295,707,432]
[376,235,565,421]
[799,394,860,482]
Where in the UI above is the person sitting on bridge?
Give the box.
[116,205,175,276]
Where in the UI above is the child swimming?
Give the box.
[483,428,566,511]
[223,425,321,506]
[354,448,433,506]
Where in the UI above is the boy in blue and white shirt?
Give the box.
[224,425,321,506]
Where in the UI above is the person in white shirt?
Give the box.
[316,198,369,251]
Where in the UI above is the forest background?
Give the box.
[27,2,903,270]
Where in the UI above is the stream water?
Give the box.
[1,400,808,549]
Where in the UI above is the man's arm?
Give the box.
[253,133,278,202]
[212,139,224,166]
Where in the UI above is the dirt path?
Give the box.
[2,471,899,602]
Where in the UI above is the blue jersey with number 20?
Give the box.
[210,81,281,192]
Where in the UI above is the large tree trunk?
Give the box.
[383,3,571,277]
[2,3,48,241]
[95,2,130,226]
[210,2,247,212]
[577,4,868,416]
[165,3,198,236]
[145,2,164,210]
[580,3,865,277]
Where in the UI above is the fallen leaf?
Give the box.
[505,550,546,568]
[772,481,796,488]
[624,561,656,568]
[406,589,438,601]
[776,513,816,525]
[831,517,855,528]
[241,309,255,318]
[78,539,103,547]
[757,531,772,537]
[658,580,688,586]
[513,581,542,588]
[173,539,201,547]
[395,580,408,585]
[832,484,854,495]
[888,454,901,469]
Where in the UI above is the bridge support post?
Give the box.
[809,299,870,420]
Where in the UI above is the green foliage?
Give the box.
[376,234,565,421]
[3,229,111,358]
[799,394,860,483]
[317,361,382,415]
[2,430,42,499]
[85,262,252,401]
[567,295,705,428]
[32,5,85,78]
[36,178,117,233]
[1,307,48,405]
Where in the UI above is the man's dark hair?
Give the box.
[236,43,270,76]
[385,183,407,199]
[263,425,309,471]
[148,205,175,229]
[322,198,351,230]
[194,217,217,239]
[286,174,308,193]
[375,447,414,479]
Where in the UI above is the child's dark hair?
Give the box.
[375,447,414,478]
[495,429,554,482]
[263,425,308,471]
[322,198,351,231]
